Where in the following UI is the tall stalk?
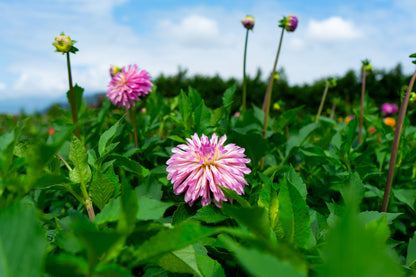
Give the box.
[66,52,80,139]
[316,81,330,122]
[358,67,366,143]
[381,70,416,212]
[242,28,249,112]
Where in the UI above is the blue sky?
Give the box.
[0,0,415,113]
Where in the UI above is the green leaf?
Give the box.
[66,84,84,112]
[273,106,303,132]
[90,171,116,210]
[193,205,228,224]
[406,231,416,267]
[220,235,305,277]
[195,253,226,277]
[45,253,89,277]
[286,166,307,200]
[285,122,320,158]
[94,197,121,225]
[69,136,92,184]
[320,208,402,277]
[228,131,267,169]
[393,189,416,211]
[0,201,46,277]
[157,245,202,276]
[222,84,236,118]
[118,184,138,234]
[136,197,174,221]
[193,102,211,133]
[109,154,149,178]
[178,90,192,130]
[219,186,251,208]
[98,119,121,156]
[93,263,134,277]
[278,177,313,248]
[133,222,219,266]
[221,204,271,240]
[257,172,279,229]
[340,172,364,209]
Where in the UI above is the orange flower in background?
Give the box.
[344,115,355,124]
[383,117,396,127]
[47,127,56,135]
[368,126,377,133]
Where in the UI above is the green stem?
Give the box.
[262,27,285,137]
[242,29,249,112]
[381,70,416,212]
[259,28,285,170]
[129,107,139,159]
[315,81,330,122]
[66,52,80,139]
[358,67,366,144]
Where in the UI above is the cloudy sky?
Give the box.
[1,0,415,113]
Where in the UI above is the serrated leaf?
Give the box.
[69,136,91,185]
[278,178,312,248]
[94,197,121,225]
[286,166,307,200]
[193,205,228,224]
[285,122,320,158]
[90,172,115,210]
[98,119,121,156]
[222,85,236,118]
[219,186,250,208]
[133,222,219,266]
[258,173,279,230]
[193,102,211,133]
[109,154,149,178]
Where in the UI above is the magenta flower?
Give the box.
[166,133,251,207]
[381,103,398,115]
[107,64,153,108]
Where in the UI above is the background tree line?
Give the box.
[154,64,412,120]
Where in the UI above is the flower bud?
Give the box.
[280,15,298,32]
[241,15,255,30]
[52,32,78,54]
[109,66,122,77]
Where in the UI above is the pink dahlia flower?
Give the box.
[166,133,251,207]
[381,103,398,115]
[107,64,153,108]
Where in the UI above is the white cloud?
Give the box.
[157,14,220,47]
[306,16,363,41]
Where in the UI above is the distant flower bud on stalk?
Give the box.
[241,15,255,30]
[52,32,78,54]
[279,15,298,32]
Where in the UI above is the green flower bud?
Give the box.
[52,32,78,54]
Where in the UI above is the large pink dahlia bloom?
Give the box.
[107,64,153,108]
[166,133,251,207]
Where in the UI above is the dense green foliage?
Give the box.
[1,67,416,276]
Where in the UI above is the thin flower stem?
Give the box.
[79,179,95,220]
[129,107,139,159]
[242,29,249,112]
[358,67,366,143]
[381,70,416,212]
[330,99,337,120]
[315,81,330,122]
[66,52,80,139]
[56,152,72,171]
[259,28,285,170]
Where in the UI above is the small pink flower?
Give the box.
[381,103,398,115]
[107,65,153,108]
[166,133,251,207]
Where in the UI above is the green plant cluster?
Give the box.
[154,64,411,119]
[1,82,416,277]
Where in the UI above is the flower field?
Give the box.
[1,21,416,277]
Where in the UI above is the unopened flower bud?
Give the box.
[109,66,122,77]
[280,15,298,32]
[241,15,255,30]
[52,32,78,54]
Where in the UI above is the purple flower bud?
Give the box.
[241,15,255,30]
[279,15,298,32]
